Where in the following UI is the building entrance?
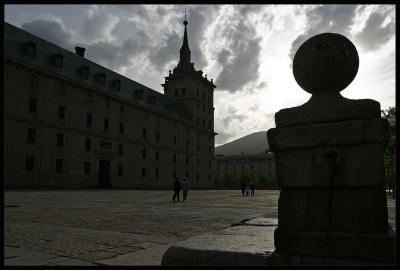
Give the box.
[98,160,111,188]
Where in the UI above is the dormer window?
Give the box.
[23,42,36,58]
[53,54,63,68]
[79,66,89,79]
[134,89,143,100]
[96,73,106,85]
[111,79,121,92]
[148,96,156,105]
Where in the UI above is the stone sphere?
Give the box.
[293,33,359,95]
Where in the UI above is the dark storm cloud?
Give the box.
[222,106,249,128]
[85,31,151,71]
[21,19,72,48]
[215,18,262,93]
[149,31,181,71]
[354,10,395,51]
[288,5,357,61]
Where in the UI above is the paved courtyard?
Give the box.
[4,190,396,266]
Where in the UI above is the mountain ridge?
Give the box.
[215,131,269,156]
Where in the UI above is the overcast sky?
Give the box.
[5,4,395,146]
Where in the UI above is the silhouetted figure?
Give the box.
[182,177,191,202]
[250,182,255,196]
[172,176,181,202]
[240,181,246,196]
[246,185,250,196]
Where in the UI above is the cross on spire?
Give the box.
[183,8,189,25]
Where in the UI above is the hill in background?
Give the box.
[215,131,269,155]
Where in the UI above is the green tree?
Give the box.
[382,107,396,199]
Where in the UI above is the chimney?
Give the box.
[75,47,85,57]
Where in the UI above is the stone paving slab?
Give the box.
[161,224,276,265]
[96,244,172,266]
[4,246,94,266]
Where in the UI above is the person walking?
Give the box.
[172,176,181,202]
[181,177,191,202]
[240,181,246,196]
[250,181,255,196]
[245,184,250,196]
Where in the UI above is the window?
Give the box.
[58,106,65,119]
[197,144,200,152]
[185,156,189,165]
[182,88,186,96]
[209,174,212,182]
[155,151,159,161]
[23,42,36,57]
[143,128,147,139]
[56,159,63,173]
[173,170,176,179]
[203,106,205,112]
[202,93,205,100]
[173,136,176,145]
[99,140,112,150]
[197,158,200,166]
[26,156,34,171]
[120,122,124,134]
[27,128,36,143]
[85,138,91,151]
[196,116,199,123]
[156,132,160,142]
[175,89,178,96]
[209,147,211,154]
[119,144,123,155]
[84,162,91,174]
[173,154,176,163]
[86,113,92,127]
[54,54,64,68]
[97,73,106,85]
[79,66,89,79]
[29,98,37,113]
[196,172,199,181]
[59,84,66,96]
[57,133,64,147]
[112,80,121,91]
[186,140,189,148]
[104,117,109,130]
[209,161,212,168]
[142,148,146,159]
[142,168,146,177]
[197,103,200,110]
[155,168,159,178]
[196,89,199,97]
[120,105,124,112]
[118,165,123,177]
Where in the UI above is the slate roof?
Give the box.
[4,22,192,123]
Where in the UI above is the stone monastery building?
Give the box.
[4,18,217,189]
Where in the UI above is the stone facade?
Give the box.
[215,153,277,189]
[4,20,216,189]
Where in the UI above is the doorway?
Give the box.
[98,160,111,188]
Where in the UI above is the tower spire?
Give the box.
[177,9,194,72]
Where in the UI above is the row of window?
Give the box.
[25,156,211,180]
[27,129,212,164]
[217,164,273,169]
[173,88,212,104]
[24,43,122,90]
[28,99,212,146]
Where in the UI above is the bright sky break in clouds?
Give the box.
[4,4,396,146]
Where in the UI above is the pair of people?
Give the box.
[172,176,191,202]
[240,181,256,196]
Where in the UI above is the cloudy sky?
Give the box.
[5,4,395,146]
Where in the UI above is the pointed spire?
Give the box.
[177,11,195,72]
